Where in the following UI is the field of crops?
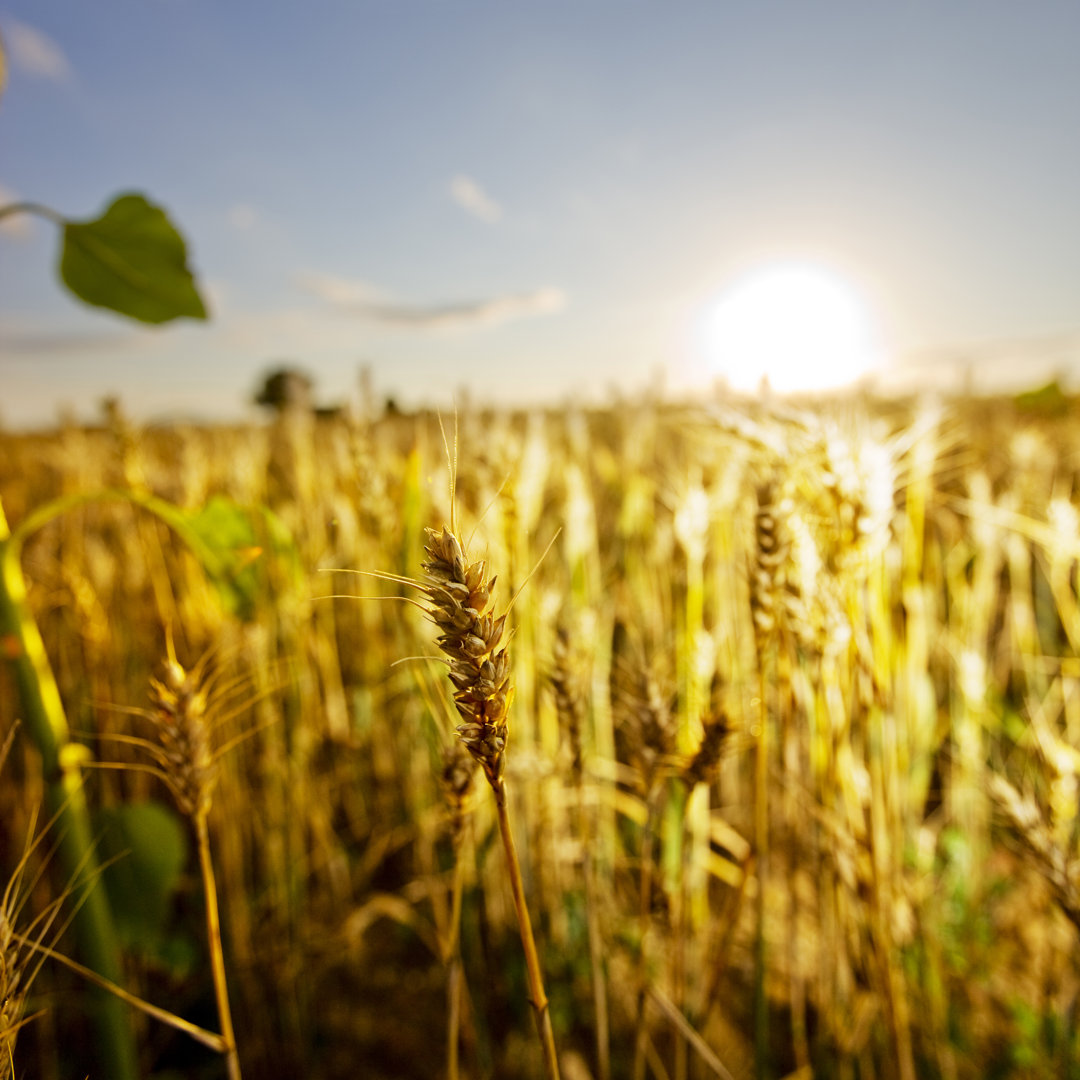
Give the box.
[2,392,1079,1079]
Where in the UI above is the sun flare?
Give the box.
[701,262,882,394]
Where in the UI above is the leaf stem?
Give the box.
[0,201,65,226]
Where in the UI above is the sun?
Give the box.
[700,262,882,394]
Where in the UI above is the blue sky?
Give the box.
[3,1,1080,425]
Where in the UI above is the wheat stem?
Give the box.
[444,810,468,1080]
[445,858,466,1080]
[632,800,659,1080]
[578,778,611,1080]
[196,811,242,1080]
[754,663,770,1080]
[492,778,560,1080]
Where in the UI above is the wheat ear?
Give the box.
[149,655,242,1080]
[419,524,561,1080]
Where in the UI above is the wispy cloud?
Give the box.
[0,302,360,369]
[218,305,367,354]
[2,16,72,82]
[298,271,566,333]
[227,204,258,231]
[0,330,142,355]
[0,314,160,358]
[294,271,391,307]
[358,288,566,331]
[450,174,503,224]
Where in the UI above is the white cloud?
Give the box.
[450,174,503,224]
[298,271,566,333]
[0,183,33,238]
[3,17,72,82]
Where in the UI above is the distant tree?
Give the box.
[254,367,314,412]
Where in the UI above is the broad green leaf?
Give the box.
[60,193,208,324]
[97,800,188,946]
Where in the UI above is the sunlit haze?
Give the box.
[701,264,882,394]
[3,2,1080,426]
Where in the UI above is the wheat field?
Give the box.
[1,390,1078,1079]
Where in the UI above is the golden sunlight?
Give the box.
[701,262,882,394]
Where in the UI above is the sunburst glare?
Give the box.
[700,262,884,394]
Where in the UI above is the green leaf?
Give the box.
[181,496,301,621]
[97,800,188,947]
[60,193,208,325]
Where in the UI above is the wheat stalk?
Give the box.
[439,740,475,1080]
[147,651,242,1080]
[0,724,73,1078]
[0,726,30,1080]
[418,523,561,1080]
[551,621,610,1080]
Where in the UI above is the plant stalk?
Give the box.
[445,842,466,1080]
[195,810,242,1080]
[754,664,770,1080]
[632,800,659,1080]
[0,200,66,225]
[0,497,139,1080]
[491,778,560,1080]
[576,774,610,1080]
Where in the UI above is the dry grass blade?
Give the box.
[647,986,737,1080]
[12,933,226,1052]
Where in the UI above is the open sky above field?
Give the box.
[2,1,1080,426]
